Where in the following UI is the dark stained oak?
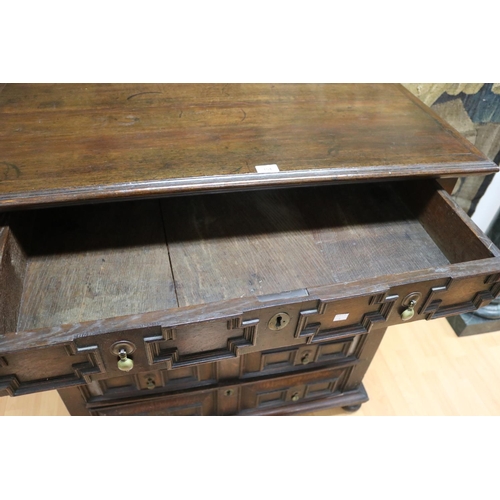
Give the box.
[1,84,500,416]
[0,84,496,209]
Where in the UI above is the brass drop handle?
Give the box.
[117,348,134,372]
[291,392,300,402]
[111,341,136,372]
[301,353,311,365]
[401,300,416,321]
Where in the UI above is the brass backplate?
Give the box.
[402,292,422,307]
[110,340,137,356]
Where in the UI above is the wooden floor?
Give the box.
[2,317,500,416]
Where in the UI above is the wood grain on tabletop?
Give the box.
[0,84,496,209]
[2,319,500,416]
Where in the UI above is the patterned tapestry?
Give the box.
[403,83,500,217]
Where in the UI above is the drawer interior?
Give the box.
[162,182,451,306]
[10,200,178,331]
[1,180,497,333]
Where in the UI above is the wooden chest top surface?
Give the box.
[0,83,496,209]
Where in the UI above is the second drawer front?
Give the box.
[89,366,350,416]
[239,337,358,377]
[83,338,360,404]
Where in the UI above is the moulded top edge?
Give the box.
[0,160,497,210]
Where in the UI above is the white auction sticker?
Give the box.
[333,313,349,322]
[255,164,279,173]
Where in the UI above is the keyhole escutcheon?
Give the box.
[268,312,291,331]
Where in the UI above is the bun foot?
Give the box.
[342,404,362,412]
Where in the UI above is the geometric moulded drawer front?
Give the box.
[238,367,348,414]
[1,267,500,398]
[1,180,500,402]
[89,366,350,416]
[299,272,500,343]
[90,391,217,416]
[242,339,356,377]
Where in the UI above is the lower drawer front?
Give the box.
[238,366,347,414]
[89,366,350,416]
[82,338,358,405]
[91,390,217,416]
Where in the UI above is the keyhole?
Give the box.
[268,312,290,331]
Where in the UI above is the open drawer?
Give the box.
[1,179,500,397]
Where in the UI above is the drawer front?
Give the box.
[78,339,360,405]
[88,366,350,416]
[300,273,500,343]
[238,367,348,414]
[83,363,218,403]
[2,269,500,397]
[240,338,358,377]
[0,298,319,396]
[91,390,217,416]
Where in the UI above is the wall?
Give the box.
[403,84,500,233]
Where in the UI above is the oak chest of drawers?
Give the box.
[1,83,499,416]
